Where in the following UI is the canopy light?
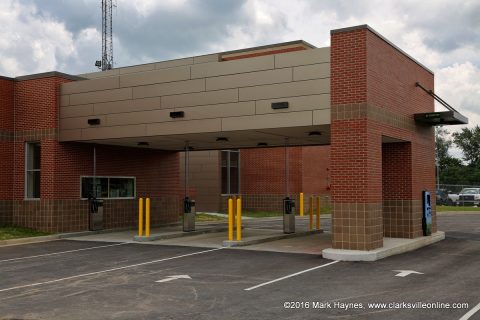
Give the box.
[216,137,229,142]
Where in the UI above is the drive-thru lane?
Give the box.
[0,213,478,320]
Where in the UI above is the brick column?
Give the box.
[330,25,436,250]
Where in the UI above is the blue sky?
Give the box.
[0,0,478,156]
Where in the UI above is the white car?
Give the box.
[447,192,459,205]
[456,188,480,206]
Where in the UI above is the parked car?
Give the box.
[436,189,449,205]
[456,188,480,206]
[436,189,458,206]
[447,192,459,205]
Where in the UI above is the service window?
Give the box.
[81,176,135,199]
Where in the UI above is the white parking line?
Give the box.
[460,302,480,320]
[0,243,129,263]
[0,247,223,293]
[244,260,339,291]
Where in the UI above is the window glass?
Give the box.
[221,152,228,194]
[81,177,135,199]
[26,171,40,198]
[26,143,41,170]
[25,142,41,198]
[109,178,135,198]
[230,151,239,194]
[221,150,240,195]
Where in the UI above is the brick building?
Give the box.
[0,25,452,251]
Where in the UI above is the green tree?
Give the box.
[435,127,453,172]
[452,125,480,167]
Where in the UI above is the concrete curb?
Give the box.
[223,229,323,247]
[322,231,445,261]
[438,211,480,215]
[0,234,62,247]
[133,226,230,242]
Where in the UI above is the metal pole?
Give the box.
[184,142,189,198]
[316,196,321,230]
[285,138,289,198]
[93,147,97,198]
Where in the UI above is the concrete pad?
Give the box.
[223,229,323,247]
[322,231,445,261]
[234,232,332,255]
[133,226,229,242]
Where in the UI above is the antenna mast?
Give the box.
[96,0,114,71]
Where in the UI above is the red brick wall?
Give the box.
[3,74,182,232]
[301,145,330,195]
[382,142,412,200]
[366,30,435,204]
[330,26,436,249]
[0,78,14,203]
[0,78,14,131]
[331,29,367,106]
[240,146,330,196]
[240,147,302,195]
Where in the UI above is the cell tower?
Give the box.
[95,0,114,71]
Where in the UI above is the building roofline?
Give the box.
[0,75,14,81]
[220,40,317,56]
[14,71,85,82]
[331,24,434,75]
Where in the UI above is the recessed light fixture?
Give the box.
[308,131,322,136]
[137,141,149,146]
[216,137,229,142]
[257,142,268,147]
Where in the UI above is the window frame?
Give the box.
[80,176,137,200]
[220,150,241,196]
[24,141,41,200]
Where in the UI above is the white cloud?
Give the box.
[0,0,75,76]
[0,0,478,142]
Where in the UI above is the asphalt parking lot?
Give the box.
[0,213,478,320]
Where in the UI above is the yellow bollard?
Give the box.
[309,196,314,230]
[232,196,235,227]
[146,197,151,237]
[316,196,321,230]
[138,198,144,236]
[228,198,233,241]
[236,198,242,241]
[299,192,304,216]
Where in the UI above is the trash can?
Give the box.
[283,197,295,234]
[89,197,104,231]
[422,191,432,236]
[183,197,196,232]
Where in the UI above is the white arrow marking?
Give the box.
[393,270,424,277]
[156,275,191,283]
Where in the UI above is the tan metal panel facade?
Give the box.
[119,66,190,87]
[132,79,205,99]
[59,45,332,148]
[191,56,274,79]
[275,47,330,68]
